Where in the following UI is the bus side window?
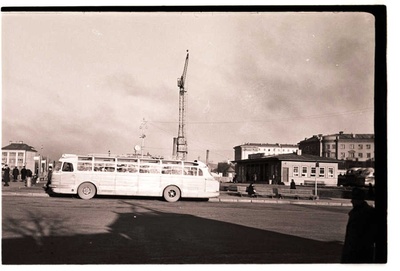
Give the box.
[62,162,74,172]
[184,167,198,176]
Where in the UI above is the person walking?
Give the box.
[3,165,10,186]
[290,179,296,189]
[20,166,27,182]
[12,166,19,182]
[44,166,53,190]
[341,187,377,263]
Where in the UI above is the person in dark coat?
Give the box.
[3,165,10,186]
[341,187,377,263]
[12,166,19,182]
[44,166,53,190]
[246,183,257,197]
[290,179,296,189]
[20,166,27,182]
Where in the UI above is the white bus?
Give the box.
[49,154,220,202]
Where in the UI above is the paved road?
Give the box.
[2,195,350,264]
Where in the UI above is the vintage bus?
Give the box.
[49,154,220,202]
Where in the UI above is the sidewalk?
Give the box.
[2,179,49,197]
[1,180,362,207]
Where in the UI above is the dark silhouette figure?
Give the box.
[367,183,375,200]
[246,183,257,197]
[12,166,19,182]
[21,166,27,182]
[290,179,296,189]
[44,166,53,190]
[341,187,377,263]
[3,165,10,186]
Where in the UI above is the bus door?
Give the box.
[61,162,76,186]
[115,163,139,195]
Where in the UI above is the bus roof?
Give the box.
[60,154,206,166]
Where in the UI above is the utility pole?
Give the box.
[140,118,147,158]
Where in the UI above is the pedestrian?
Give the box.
[246,183,257,197]
[20,166,27,182]
[341,187,377,263]
[44,166,53,190]
[12,166,19,182]
[290,179,296,189]
[3,164,10,186]
[25,168,33,187]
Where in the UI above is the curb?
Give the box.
[2,190,354,207]
[2,191,49,197]
[209,196,353,207]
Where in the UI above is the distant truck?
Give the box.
[338,167,375,187]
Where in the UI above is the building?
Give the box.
[298,132,375,168]
[234,143,299,161]
[2,141,38,175]
[234,151,340,186]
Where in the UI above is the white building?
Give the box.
[234,143,299,161]
[2,141,38,174]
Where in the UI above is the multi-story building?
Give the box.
[233,143,299,161]
[298,132,374,168]
[2,141,38,174]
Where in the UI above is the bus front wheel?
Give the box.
[163,185,181,202]
[78,182,96,200]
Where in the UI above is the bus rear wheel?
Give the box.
[78,182,96,200]
[163,185,181,202]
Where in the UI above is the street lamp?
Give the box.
[139,118,147,158]
[315,162,319,199]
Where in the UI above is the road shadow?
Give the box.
[2,201,343,264]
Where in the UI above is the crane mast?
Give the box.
[176,50,189,160]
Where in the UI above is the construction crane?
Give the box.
[175,50,189,160]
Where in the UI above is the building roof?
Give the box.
[334,133,374,140]
[298,132,374,144]
[235,153,339,164]
[2,142,37,152]
[234,142,298,148]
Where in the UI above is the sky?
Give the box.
[1,10,376,163]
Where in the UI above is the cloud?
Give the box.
[2,11,375,162]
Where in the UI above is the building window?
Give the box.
[358,144,363,149]
[310,167,316,177]
[366,144,371,149]
[332,144,336,149]
[367,153,371,158]
[293,166,299,177]
[358,153,363,158]
[350,144,354,149]
[349,152,355,158]
[340,144,345,149]
[328,167,334,178]
[327,144,330,149]
[319,167,325,178]
[302,167,308,177]
[340,152,345,158]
